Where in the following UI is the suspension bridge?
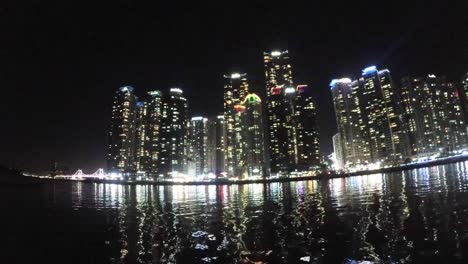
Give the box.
[55,168,117,180]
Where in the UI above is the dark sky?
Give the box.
[1,1,467,172]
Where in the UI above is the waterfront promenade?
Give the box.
[14,153,468,186]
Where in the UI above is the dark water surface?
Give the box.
[2,163,468,263]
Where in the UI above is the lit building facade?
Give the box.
[205,114,228,177]
[264,50,295,174]
[145,91,163,174]
[135,101,149,172]
[107,86,138,174]
[330,78,370,168]
[223,73,249,177]
[400,75,467,157]
[359,66,405,165]
[264,50,321,174]
[332,133,344,170]
[215,115,227,176]
[459,72,468,132]
[241,93,266,177]
[293,85,321,169]
[158,88,189,177]
[188,116,208,176]
[331,66,405,169]
[134,90,163,176]
[206,116,218,175]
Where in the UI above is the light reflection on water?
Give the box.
[2,162,468,263]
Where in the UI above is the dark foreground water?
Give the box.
[2,163,468,263]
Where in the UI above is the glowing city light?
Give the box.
[119,86,134,92]
[231,73,241,79]
[362,65,378,75]
[285,87,296,94]
[243,93,262,104]
[191,116,204,121]
[234,104,246,112]
[297,85,307,93]
[271,87,282,95]
[170,88,183,94]
[271,51,282,56]
[148,90,161,97]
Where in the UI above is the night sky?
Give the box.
[1,1,467,172]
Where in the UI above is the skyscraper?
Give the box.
[206,117,217,175]
[460,72,468,127]
[330,78,370,168]
[332,133,344,170]
[400,75,443,157]
[399,74,467,157]
[233,104,248,177]
[263,50,321,175]
[242,93,266,177]
[360,66,405,165]
[223,73,249,177]
[158,88,189,177]
[294,85,321,169]
[145,90,163,175]
[206,114,227,177]
[188,116,208,177]
[107,86,138,174]
[331,66,405,169]
[134,90,163,177]
[134,101,149,172]
[264,50,295,174]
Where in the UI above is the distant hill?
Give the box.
[0,165,23,177]
[0,166,42,184]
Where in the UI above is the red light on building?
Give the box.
[234,104,246,112]
[297,84,307,93]
[271,87,282,95]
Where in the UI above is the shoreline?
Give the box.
[16,154,468,186]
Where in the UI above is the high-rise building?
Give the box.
[330,78,370,168]
[188,116,208,177]
[145,91,163,174]
[359,66,405,165]
[223,73,249,177]
[263,50,321,175]
[293,85,321,169]
[233,104,248,177]
[400,75,443,157]
[331,66,405,169]
[134,101,149,172]
[399,74,467,157]
[459,72,468,132]
[107,86,138,174]
[134,90,163,177]
[332,133,344,170]
[264,50,295,174]
[241,93,266,177]
[206,117,217,175]
[206,114,227,177]
[158,88,189,177]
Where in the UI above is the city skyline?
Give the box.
[107,49,322,179]
[2,2,466,172]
